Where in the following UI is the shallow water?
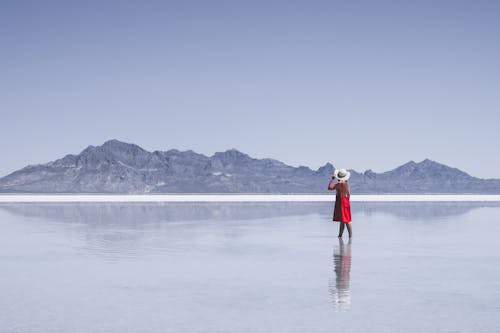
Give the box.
[1,202,499,332]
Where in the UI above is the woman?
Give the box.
[328,168,352,238]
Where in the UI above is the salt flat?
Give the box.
[0,194,500,202]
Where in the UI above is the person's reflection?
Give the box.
[329,238,352,310]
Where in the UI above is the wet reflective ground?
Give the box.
[1,202,499,332]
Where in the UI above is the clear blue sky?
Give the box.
[1,0,499,178]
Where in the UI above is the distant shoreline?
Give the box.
[1,194,500,203]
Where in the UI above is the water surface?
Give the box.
[1,202,499,332]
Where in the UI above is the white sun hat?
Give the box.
[334,168,351,181]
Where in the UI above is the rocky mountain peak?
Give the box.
[212,149,251,161]
[417,159,441,168]
[217,148,247,155]
[101,139,147,154]
[316,162,334,175]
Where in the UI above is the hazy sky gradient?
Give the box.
[1,0,499,178]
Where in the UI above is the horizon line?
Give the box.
[1,194,500,203]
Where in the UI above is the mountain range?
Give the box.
[1,139,499,193]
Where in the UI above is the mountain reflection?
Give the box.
[0,202,328,225]
[0,202,498,225]
[329,238,352,310]
[353,202,500,220]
